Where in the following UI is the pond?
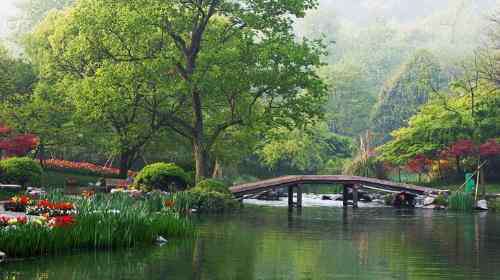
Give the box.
[2,206,500,279]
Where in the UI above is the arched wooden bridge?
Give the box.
[230,175,446,209]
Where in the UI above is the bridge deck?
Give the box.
[230,175,444,197]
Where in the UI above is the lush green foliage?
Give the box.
[192,179,230,194]
[433,194,448,207]
[24,0,327,182]
[135,163,190,191]
[257,124,352,174]
[0,157,43,186]
[378,78,500,179]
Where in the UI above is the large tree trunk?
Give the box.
[119,152,131,179]
[212,159,222,179]
[455,156,462,178]
[193,139,209,183]
[192,90,208,183]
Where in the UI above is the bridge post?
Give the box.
[352,184,359,209]
[288,186,294,209]
[296,185,302,208]
[342,184,349,208]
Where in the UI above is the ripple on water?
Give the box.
[2,207,500,280]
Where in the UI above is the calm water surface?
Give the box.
[2,206,500,280]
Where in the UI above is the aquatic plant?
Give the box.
[448,192,474,212]
[433,194,448,207]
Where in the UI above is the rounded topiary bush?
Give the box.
[193,179,230,194]
[0,157,43,187]
[135,162,189,191]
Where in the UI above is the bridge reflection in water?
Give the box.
[230,175,447,209]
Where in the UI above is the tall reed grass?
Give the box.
[448,192,474,212]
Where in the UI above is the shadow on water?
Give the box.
[2,207,500,280]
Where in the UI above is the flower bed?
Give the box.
[26,199,76,217]
[0,192,195,258]
[3,195,32,212]
[44,159,136,178]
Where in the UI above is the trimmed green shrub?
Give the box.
[192,179,230,194]
[135,163,189,191]
[173,190,239,213]
[0,157,43,187]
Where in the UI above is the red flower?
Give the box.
[0,215,10,225]
[164,200,175,208]
[9,195,32,206]
[44,159,137,177]
[16,216,28,224]
[51,215,75,227]
[38,199,51,208]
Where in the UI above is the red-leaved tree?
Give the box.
[479,139,500,157]
[406,155,431,183]
[0,124,38,158]
[441,139,500,177]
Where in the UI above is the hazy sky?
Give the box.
[0,0,18,38]
[0,0,498,38]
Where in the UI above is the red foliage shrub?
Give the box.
[0,130,38,156]
[447,139,475,157]
[406,155,431,173]
[479,139,500,157]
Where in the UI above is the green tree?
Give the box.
[0,45,36,102]
[27,9,168,176]
[28,0,327,182]
[257,123,352,174]
[322,60,376,136]
[378,80,499,177]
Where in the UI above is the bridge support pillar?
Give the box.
[342,184,349,208]
[288,185,302,209]
[288,186,294,209]
[296,185,302,208]
[352,184,359,209]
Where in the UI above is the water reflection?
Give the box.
[2,207,500,280]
